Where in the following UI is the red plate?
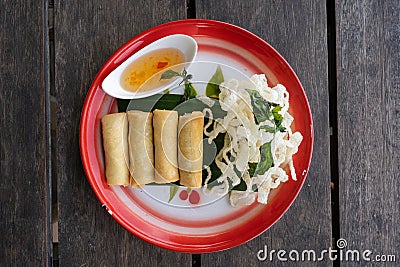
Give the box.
[80,19,313,253]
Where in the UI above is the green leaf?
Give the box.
[160,69,180,80]
[117,99,130,112]
[276,125,286,132]
[246,90,286,133]
[125,94,182,112]
[254,142,273,175]
[259,124,277,133]
[260,124,286,133]
[206,66,224,97]
[248,162,258,177]
[201,133,224,188]
[183,82,197,101]
[163,88,170,94]
[186,187,192,193]
[168,184,179,202]
[232,179,247,191]
[271,105,283,128]
[246,89,271,124]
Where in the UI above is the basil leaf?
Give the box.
[248,162,258,177]
[254,141,273,175]
[206,65,224,98]
[272,105,283,127]
[260,124,286,133]
[259,124,277,133]
[160,69,180,80]
[168,184,179,202]
[246,89,270,124]
[276,125,286,132]
[125,94,182,112]
[232,179,247,191]
[183,82,197,101]
[117,99,129,112]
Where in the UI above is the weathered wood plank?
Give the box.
[336,1,400,266]
[54,1,191,266]
[197,1,332,266]
[0,0,51,266]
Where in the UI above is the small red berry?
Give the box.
[189,190,200,204]
[179,190,188,200]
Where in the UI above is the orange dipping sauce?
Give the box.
[120,48,185,92]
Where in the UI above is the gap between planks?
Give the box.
[47,0,59,266]
[326,0,341,266]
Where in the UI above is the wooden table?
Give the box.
[1,1,399,266]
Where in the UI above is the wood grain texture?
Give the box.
[0,0,51,266]
[197,1,332,266]
[336,1,400,266]
[54,1,190,266]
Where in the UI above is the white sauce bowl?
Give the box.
[102,34,198,99]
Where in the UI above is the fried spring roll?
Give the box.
[178,111,204,188]
[127,110,155,187]
[153,110,179,183]
[101,113,130,186]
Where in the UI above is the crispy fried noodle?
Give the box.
[203,74,303,207]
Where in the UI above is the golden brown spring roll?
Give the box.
[127,110,155,187]
[178,111,204,188]
[101,113,130,186]
[153,109,179,183]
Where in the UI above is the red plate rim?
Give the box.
[80,19,314,253]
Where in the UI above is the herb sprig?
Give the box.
[245,89,288,176]
[246,89,286,133]
[160,68,197,101]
